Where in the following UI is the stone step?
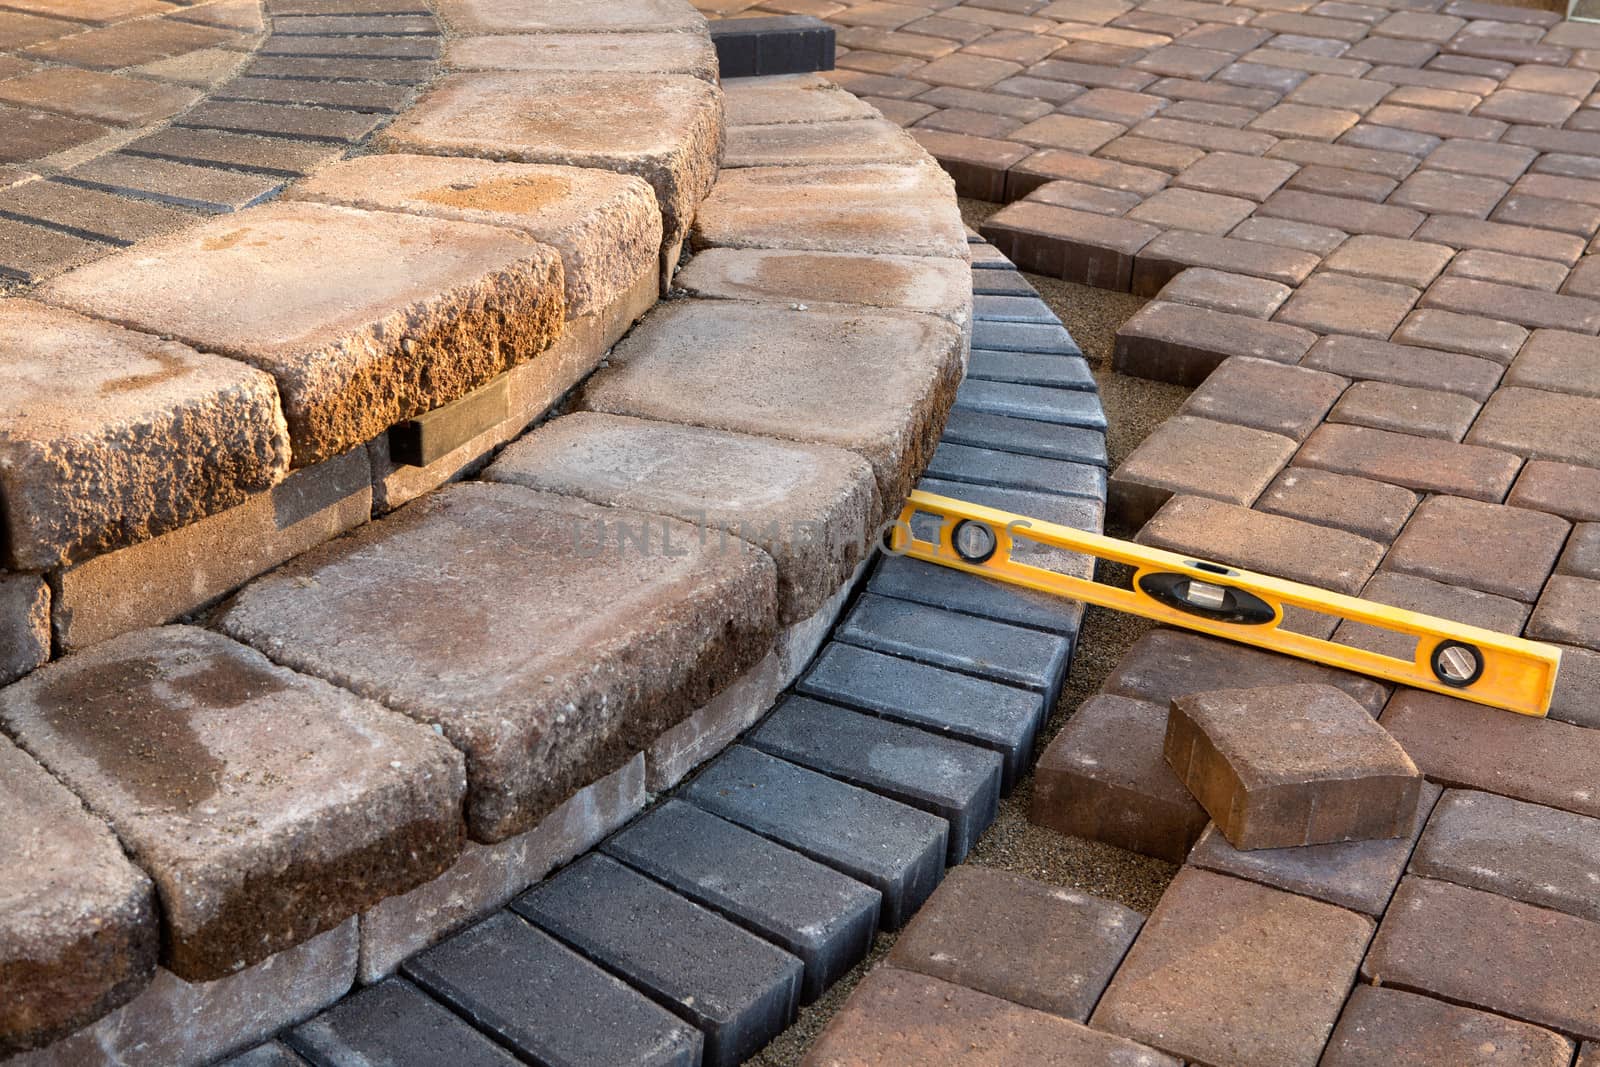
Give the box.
[679,745,948,929]
[745,695,1003,864]
[512,853,802,1067]
[0,625,465,982]
[287,977,519,1067]
[216,483,778,844]
[797,642,1044,791]
[402,910,703,1067]
[600,798,880,1002]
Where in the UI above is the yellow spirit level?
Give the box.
[892,490,1561,717]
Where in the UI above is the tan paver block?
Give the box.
[1364,876,1600,1040]
[1423,276,1600,333]
[0,299,289,570]
[1385,494,1568,600]
[1477,87,1579,126]
[1323,985,1575,1067]
[1412,788,1600,924]
[1189,782,1439,916]
[981,199,1158,288]
[1109,414,1296,528]
[886,866,1143,1022]
[286,154,660,319]
[1266,139,1419,182]
[1447,248,1567,291]
[580,300,962,514]
[803,966,1180,1066]
[0,626,466,981]
[218,483,779,843]
[1388,169,1511,219]
[445,32,718,80]
[1138,494,1386,594]
[1132,230,1321,294]
[1284,163,1399,204]
[1258,467,1419,542]
[0,735,157,1057]
[1328,380,1481,440]
[1091,867,1373,1067]
[1467,385,1600,466]
[1127,186,1255,234]
[1166,683,1422,849]
[692,162,969,258]
[1172,150,1299,200]
[1528,574,1600,650]
[1098,135,1206,176]
[39,202,565,468]
[0,573,48,686]
[435,0,704,32]
[674,246,969,319]
[486,412,875,623]
[1258,188,1423,237]
[1007,147,1170,199]
[0,68,198,126]
[1301,335,1504,401]
[1031,694,1208,864]
[378,71,723,246]
[726,117,925,168]
[1509,460,1600,521]
[1274,272,1420,339]
[722,73,879,125]
[1417,214,1586,264]
[1381,690,1600,819]
[1294,422,1522,501]
[1320,234,1453,287]
[1249,102,1360,139]
[1115,301,1317,386]
[1157,268,1292,319]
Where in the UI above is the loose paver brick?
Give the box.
[1385,494,1568,600]
[804,966,1180,1066]
[1091,867,1374,1067]
[403,911,702,1067]
[514,853,799,1067]
[580,300,962,516]
[602,799,880,1003]
[1115,301,1318,386]
[1411,788,1600,924]
[681,745,947,930]
[1322,985,1575,1067]
[1381,691,1600,819]
[797,642,1043,790]
[1363,876,1600,1040]
[1294,422,1522,501]
[1032,694,1209,863]
[1109,414,1296,528]
[40,201,565,467]
[885,866,1142,1022]
[0,626,465,980]
[1165,683,1422,849]
[288,978,519,1067]
[1189,782,1440,915]
[218,484,776,843]
[0,735,157,1057]
[746,696,1003,865]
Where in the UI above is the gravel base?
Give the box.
[745,206,1190,1064]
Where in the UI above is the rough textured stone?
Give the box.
[1178,356,1346,440]
[0,299,289,570]
[1110,414,1296,528]
[0,626,465,981]
[286,154,660,319]
[0,574,48,686]
[357,754,644,985]
[692,162,968,258]
[287,977,523,1067]
[1294,423,1521,501]
[1364,876,1600,1041]
[1381,691,1600,820]
[1166,683,1422,849]
[1323,985,1575,1067]
[487,412,875,623]
[726,117,924,169]
[12,919,356,1067]
[1092,867,1374,1067]
[51,447,371,653]
[681,745,947,930]
[886,866,1142,1022]
[40,202,565,467]
[377,72,720,249]
[1385,494,1568,601]
[218,484,776,843]
[674,246,971,319]
[404,912,703,1066]
[1031,694,1208,863]
[579,300,963,517]
[1189,782,1440,915]
[0,735,157,1056]
[446,31,717,80]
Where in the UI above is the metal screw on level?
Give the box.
[951,520,998,564]
[1438,645,1479,682]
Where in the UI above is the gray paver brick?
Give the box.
[288,978,520,1067]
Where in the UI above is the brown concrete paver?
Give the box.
[1109,414,1296,527]
[1133,230,1320,293]
[1274,271,1421,338]
[1177,355,1344,439]
[1390,307,1529,364]
[1528,573,1600,650]
[1157,268,1291,318]
[1114,300,1317,385]
[1332,572,1529,660]
[1293,422,1521,501]
[1091,867,1373,1067]
[1327,380,1480,440]
[1468,385,1600,466]
[885,866,1142,1022]
[1165,683,1422,850]
[1509,460,1600,521]
[1257,467,1419,542]
[1363,876,1600,1041]
[1322,985,1575,1067]
[1385,493,1567,600]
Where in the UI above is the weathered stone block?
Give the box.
[1165,684,1422,849]
[674,246,971,320]
[0,299,289,570]
[1323,985,1574,1067]
[0,626,466,981]
[436,0,704,33]
[0,573,48,686]
[218,484,777,843]
[39,202,565,467]
[446,31,718,81]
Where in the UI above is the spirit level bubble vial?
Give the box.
[892,490,1561,717]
